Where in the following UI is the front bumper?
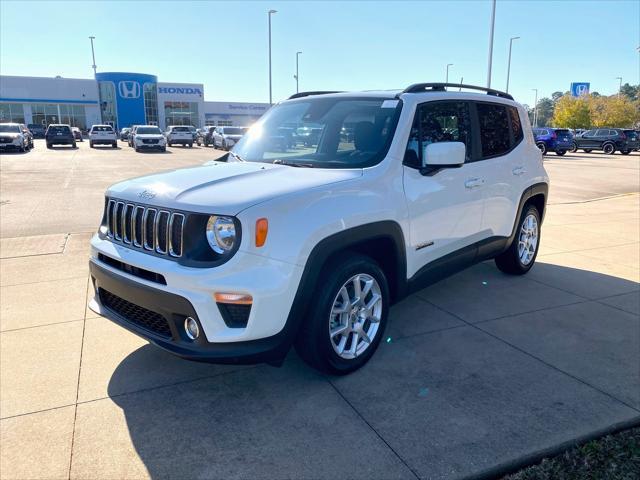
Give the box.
[88,235,304,364]
[135,142,165,149]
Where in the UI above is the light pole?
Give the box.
[505,36,520,93]
[89,36,97,77]
[486,0,496,88]
[268,9,277,105]
[294,51,302,93]
[445,63,453,83]
[616,76,622,97]
[532,88,538,127]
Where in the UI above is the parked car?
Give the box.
[532,128,573,156]
[45,124,76,148]
[89,125,118,148]
[120,128,131,141]
[127,125,140,147]
[132,125,166,152]
[201,126,217,147]
[188,125,200,146]
[212,126,248,150]
[70,127,83,142]
[88,83,548,374]
[622,130,639,153]
[572,128,636,155]
[27,124,46,139]
[165,125,194,147]
[0,123,33,152]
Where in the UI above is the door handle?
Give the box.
[512,166,526,176]
[465,178,485,189]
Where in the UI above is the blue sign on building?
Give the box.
[96,72,158,128]
[570,82,590,97]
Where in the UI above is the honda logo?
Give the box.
[118,81,141,99]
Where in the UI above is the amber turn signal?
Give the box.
[214,292,253,305]
[255,218,268,247]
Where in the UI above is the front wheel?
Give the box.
[495,205,541,275]
[295,254,389,375]
[536,142,547,155]
[112,142,117,148]
[555,150,566,156]
[570,142,578,153]
[72,142,77,148]
[189,143,193,148]
[603,143,615,155]
[89,142,94,148]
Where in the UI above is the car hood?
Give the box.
[0,132,21,138]
[135,134,164,139]
[106,161,362,215]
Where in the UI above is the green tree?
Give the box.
[551,91,564,103]
[533,98,555,127]
[620,83,639,102]
[589,95,639,127]
[552,96,591,128]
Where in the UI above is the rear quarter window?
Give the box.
[507,106,524,144]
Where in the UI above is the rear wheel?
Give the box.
[536,142,547,155]
[189,143,193,148]
[495,205,541,275]
[620,149,630,155]
[603,143,615,155]
[583,149,592,153]
[89,141,94,148]
[555,150,566,156]
[295,253,389,375]
[112,142,117,148]
[46,143,52,149]
[72,142,77,149]
[570,142,578,153]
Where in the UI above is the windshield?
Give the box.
[137,127,162,135]
[231,97,402,168]
[47,126,71,134]
[0,124,21,133]
[171,126,191,132]
[223,127,248,135]
[92,126,113,132]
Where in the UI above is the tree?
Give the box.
[620,83,639,102]
[552,96,591,128]
[551,91,564,104]
[534,98,555,127]
[589,95,639,127]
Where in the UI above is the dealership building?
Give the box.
[0,72,270,131]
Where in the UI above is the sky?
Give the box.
[1,0,638,107]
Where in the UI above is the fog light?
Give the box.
[184,316,200,340]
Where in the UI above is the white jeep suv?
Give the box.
[89,83,548,374]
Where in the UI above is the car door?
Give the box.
[579,129,597,148]
[478,102,526,239]
[402,100,485,276]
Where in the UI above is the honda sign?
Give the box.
[118,80,141,99]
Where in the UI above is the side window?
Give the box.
[595,130,608,137]
[507,106,524,145]
[476,102,511,158]
[405,101,472,168]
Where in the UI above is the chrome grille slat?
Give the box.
[104,199,184,258]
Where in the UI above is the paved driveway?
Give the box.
[1,143,638,479]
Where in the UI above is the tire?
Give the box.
[294,253,389,375]
[112,142,117,148]
[495,205,541,275]
[536,142,547,155]
[555,150,566,156]
[583,149,592,153]
[189,143,193,148]
[602,143,615,155]
[135,146,140,152]
[46,143,52,149]
[570,142,578,153]
[222,140,227,151]
[161,146,166,152]
[89,142,94,148]
[19,141,26,153]
[168,143,172,147]
[620,150,630,155]
[72,142,77,149]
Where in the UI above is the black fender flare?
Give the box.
[506,182,549,248]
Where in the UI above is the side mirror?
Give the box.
[423,142,465,168]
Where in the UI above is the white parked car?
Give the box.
[89,125,117,148]
[212,126,248,150]
[131,125,166,152]
[165,125,194,148]
[0,123,33,152]
[89,83,548,374]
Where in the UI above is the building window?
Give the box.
[31,103,60,127]
[143,83,158,125]
[59,104,87,130]
[98,82,117,127]
[0,103,25,123]
[164,101,199,127]
[217,120,233,127]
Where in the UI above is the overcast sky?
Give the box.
[1,0,638,106]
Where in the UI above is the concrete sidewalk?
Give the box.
[1,193,637,479]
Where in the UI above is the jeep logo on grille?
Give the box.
[137,190,156,200]
[118,81,141,99]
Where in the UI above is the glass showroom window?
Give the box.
[0,103,25,123]
[98,82,117,127]
[164,101,199,127]
[60,104,87,130]
[143,83,158,125]
[31,103,60,127]
[217,120,233,127]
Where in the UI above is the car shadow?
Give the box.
[106,262,639,479]
[0,149,31,155]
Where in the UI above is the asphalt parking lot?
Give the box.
[1,140,639,479]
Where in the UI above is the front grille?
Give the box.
[0,136,12,143]
[99,288,172,338]
[106,199,184,257]
[143,138,159,144]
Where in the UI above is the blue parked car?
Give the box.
[532,128,574,156]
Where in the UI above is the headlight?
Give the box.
[206,216,237,254]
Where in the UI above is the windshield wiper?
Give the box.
[272,159,314,168]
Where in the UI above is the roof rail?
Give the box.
[288,91,343,100]
[398,83,513,101]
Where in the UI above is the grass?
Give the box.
[504,427,640,480]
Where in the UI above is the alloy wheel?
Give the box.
[518,214,539,266]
